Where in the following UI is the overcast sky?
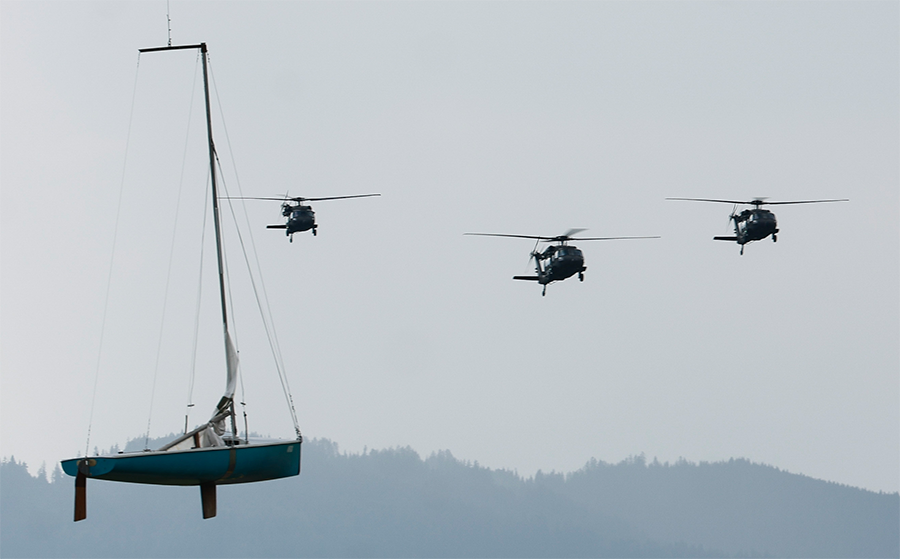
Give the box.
[2,1,897,494]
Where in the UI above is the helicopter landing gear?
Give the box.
[542,285,547,297]
[740,245,744,256]
[312,226,317,236]
[289,234,293,243]
[773,234,777,242]
[578,272,584,282]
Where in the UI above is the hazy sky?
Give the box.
[2,1,897,493]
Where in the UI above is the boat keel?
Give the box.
[74,471,87,521]
[200,482,216,519]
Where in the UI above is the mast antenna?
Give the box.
[166,0,172,46]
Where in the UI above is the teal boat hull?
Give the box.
[61,440,300,486]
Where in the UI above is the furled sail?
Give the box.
[214,332,238,415]
[204,332,239,446]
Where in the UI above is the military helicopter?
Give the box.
[465,229,660,296]
[666,197,849,255]
[226,194,381,242]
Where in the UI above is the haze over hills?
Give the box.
[1,438,897,558]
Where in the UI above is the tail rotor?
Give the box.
[527,238,540,269]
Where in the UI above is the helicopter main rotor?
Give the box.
[224,193,381,203]
[666,197,849,209]
[464,229,659,244]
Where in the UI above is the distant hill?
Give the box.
[1,439,897,558]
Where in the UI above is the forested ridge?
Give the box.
[1,438,897,558]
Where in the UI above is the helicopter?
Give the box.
[465,229,660,296]
[666,197,849,255]
[226,194,381,242]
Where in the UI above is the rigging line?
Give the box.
[214,172,243,361]
[219,186,301,437]
[144,53,202,450]
[217,186,244,443]
[210,62,300,437]
[166,0,172,47]
[216,158,298,433]
[217,161,300,437]
[214,165,241,439]
[208,61,255,414]
[217,169,242,381]
[208,63,255,360]
[211,172,241,447]
[85,53,142,458]
[219,194,239,351]
[185,169,211,434]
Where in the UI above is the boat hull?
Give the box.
[61,440,300,486]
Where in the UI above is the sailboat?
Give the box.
[61,43,301,521]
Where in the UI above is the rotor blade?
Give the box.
[221,196,292,201]
[565,235,661,241]
[300,194,381,202]
[464,233,555,241]
[667,197,849,206]
[466,232,660,242]
[666,197,752,205]
[562,228,588,238]
[529,238,540,267]
[759,199,849,205]
[221,194,381,202]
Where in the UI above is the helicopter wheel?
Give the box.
[542,285,546,297]
[289,235,293,243]
[312,228,317,236]
[773,234,777,242]
[578,272,584,282]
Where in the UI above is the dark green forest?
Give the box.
[1,438,897,558]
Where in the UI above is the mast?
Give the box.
[198,44,230,340]
[139,43,237,426]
